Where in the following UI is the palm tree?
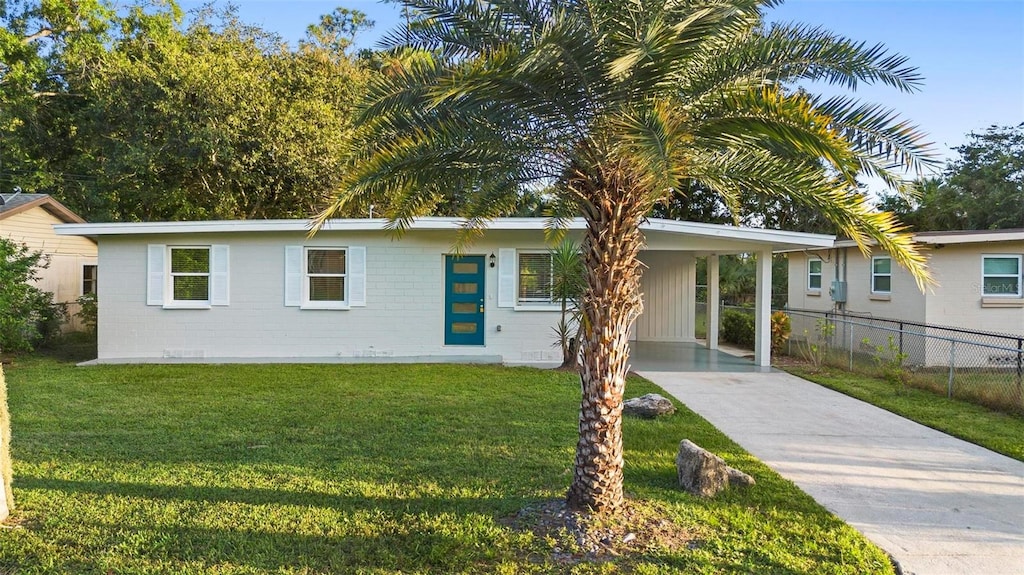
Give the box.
[318,0,934,513]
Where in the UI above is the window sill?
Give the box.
[514,304,561,312]
[162,303,212,310]
[300,303,350,311]
[805,290,822,297]
[981,297,1024,308]
[869,293,891,301]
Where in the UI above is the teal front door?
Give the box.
[445,255,485,346]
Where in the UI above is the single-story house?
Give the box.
[53,217,834,366]
[787,228,1024,365]
[0,193,97,330]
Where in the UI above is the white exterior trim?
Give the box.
[981,253,1022,298]
[871,255,892,295]
[54,217,835,251]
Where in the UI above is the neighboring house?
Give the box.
[787,229,1024,364]
[54,217,832,365]
[0,193,97,330]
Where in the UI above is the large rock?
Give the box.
[622,393,676,418]
[676,439,755,497]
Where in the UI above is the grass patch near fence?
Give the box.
[787,365,1024,462]
[0,358,893,574]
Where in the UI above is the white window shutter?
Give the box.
[210,245,230,306]
[498,248,515,308]
[348,246,366,307]
[147,244,166,306]
[284,246,302,307]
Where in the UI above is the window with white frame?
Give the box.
[146,244,228,308]
[284,245,365,309]
[518,252,554,304]
[807,258,823,290]
[82,264,97,295]
[170,247,211,303]
[306,247,347,305]
[871,256,892,294]
[982,255,1022,297]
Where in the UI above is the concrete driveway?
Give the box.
[638,369,1024,575]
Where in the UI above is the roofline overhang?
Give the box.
[811,229,1024,251]
[53,216,835,252]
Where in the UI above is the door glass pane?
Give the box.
[452,302,477,314]
[310,277,344,301]
[453,282,478,294]
[451,322,478,334]
[984,257,1019,275]
[452,262,478,274]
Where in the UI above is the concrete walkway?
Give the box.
[637,369,1024,575]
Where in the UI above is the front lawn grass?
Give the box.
[787,365,1024,462]
[1,358,894,574]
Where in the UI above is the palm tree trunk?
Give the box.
[567,184,646,513]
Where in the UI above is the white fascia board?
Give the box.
[53,215,833,251]
[642,218,835,251]
[826,230,1024,250]
[915,231,1024,245]
[52,217,578,237]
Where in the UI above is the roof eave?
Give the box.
[0,196,86,224]
[54,216,835,251]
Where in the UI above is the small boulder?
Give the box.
[676,439,755,497]
[622,393,676,418]
[727,466,756,487]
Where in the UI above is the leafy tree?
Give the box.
[4,1,372,221]
[876,124,1024,230]
[0,0,116,191]
[320,0,932,513]
[0,237,65,352]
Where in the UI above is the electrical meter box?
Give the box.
[830,280,847,303]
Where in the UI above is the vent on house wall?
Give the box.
[987,354,1018,367]
[163,349,206,359]
[521,350,558,361]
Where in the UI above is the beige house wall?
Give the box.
[788,242,1024,367]
[0,207,97,329]
[786,249,927,323]
[924,241,1024,336]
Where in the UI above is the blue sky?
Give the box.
[181,0,1023,187]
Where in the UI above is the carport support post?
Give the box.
[754,249,772,367]
[706,255,720,351]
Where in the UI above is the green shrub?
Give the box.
[721,309,755,348]
[76,292,98,334]
[0,238,68,352]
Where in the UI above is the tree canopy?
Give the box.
[876,124,1024,231]
[1,1,372,221]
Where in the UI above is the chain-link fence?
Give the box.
[783,308,1024,414]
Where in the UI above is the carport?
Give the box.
[635,220,834,367]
